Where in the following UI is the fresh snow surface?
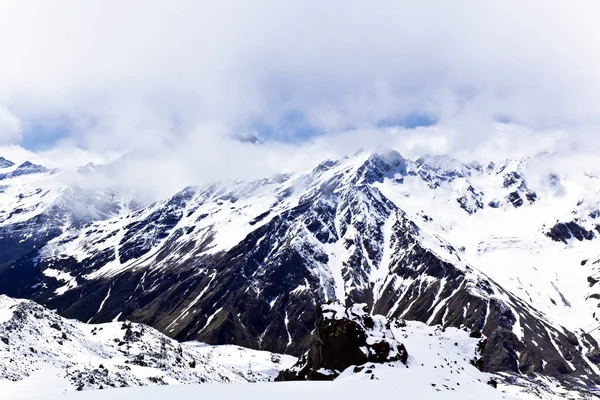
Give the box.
[0,295,295,399]
[20,378,520,400]
[14,318,586,400]
[2,294,586,400]
[185,342,296,381]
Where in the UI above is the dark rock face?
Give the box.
[0,213,64,263]
[276,302,407,381]
[547,221,595,243]
[507,191,524,207]
[501,170,537,207]
[503,171,523,188]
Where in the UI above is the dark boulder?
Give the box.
[547,221,595,244]
[507,192,524,208]
[276,302,408,381]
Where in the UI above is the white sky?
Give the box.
[0,0,599,192]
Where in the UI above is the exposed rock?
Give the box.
[507,191,524,207]
[547,221,595,243]
[276,302,407,381]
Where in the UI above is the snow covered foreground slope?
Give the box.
[6,300,590,400]
[0,294,559,400]
[4,148,600,389]
[25,377,519,400]
[0,295,295,397]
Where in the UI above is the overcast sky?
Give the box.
[1,0,599,193]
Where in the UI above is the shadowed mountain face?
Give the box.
[2,148,600,388]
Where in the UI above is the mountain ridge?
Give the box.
[1,146,600,390]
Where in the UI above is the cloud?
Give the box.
[0,105,21,145]
[0,0,599,195]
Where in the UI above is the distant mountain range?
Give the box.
[1,147,600,394]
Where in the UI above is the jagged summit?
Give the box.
[364,145,407,171]
[416,153,473,177]
[0,156,14,169]
[1,147,600,394]
[0,160,49,180]
[234,132,263,145]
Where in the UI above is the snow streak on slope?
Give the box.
[375,151,600,339]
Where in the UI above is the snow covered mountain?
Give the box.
[0,294,295,395]
[2,147,600,391]
[0,156,145,264]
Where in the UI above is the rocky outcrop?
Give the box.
[276,302,407,381]
[547,221,595,243]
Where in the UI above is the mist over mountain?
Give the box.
[2,145,600,397]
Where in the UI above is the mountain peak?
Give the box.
[416,154,464,169]
[368,144,403,158]
[0,156,14,169]
[0,160,49,180]
[15,161,48,173]
[362,145,406,168]
[347,146,407,184]
[234,132,263,145]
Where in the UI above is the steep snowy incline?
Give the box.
[375,150,600,340]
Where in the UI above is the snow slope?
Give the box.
[20,377,518,400]
[13,319,595,400]
[0,295,295,397]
